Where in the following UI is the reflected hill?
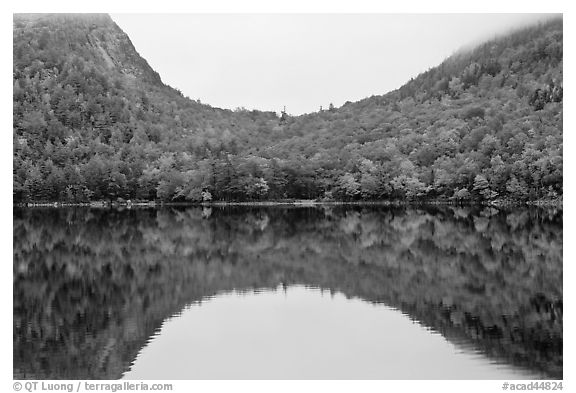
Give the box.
[13,206,562,379]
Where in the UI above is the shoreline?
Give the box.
[14,198,563,209]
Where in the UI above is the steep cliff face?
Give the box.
[13,13,162,85]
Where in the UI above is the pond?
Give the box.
[13,205,562,379]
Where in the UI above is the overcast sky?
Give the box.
[111,14,558,115]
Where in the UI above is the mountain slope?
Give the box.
[14,14,163,85]
[13,14,563,203]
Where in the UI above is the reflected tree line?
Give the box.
[13,206,562,379]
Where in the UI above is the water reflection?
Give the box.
[13,205,563,379]
[124,286,538,380]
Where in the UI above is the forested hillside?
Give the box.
[13,14,563,203]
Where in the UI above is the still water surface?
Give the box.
[126,286,537,379]
[13,205,562,379]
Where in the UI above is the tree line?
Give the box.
[13,15,563,203]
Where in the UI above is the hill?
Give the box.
[13,14,563,203]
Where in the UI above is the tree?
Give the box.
[454,188,471,201]
[245,176,269,199]
[338,173,360,199]
[448,77,463,97]
[473,174,498,200]
[506,176,528,200]
[19,111,47,135]
[391,175,429,199]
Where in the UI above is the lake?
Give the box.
[13,205,563,379]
